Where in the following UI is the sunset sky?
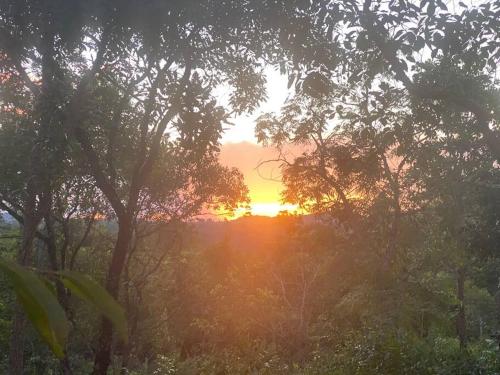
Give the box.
[218,68,298,217]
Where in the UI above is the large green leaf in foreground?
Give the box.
[57,271,128,342]
[0,259,69,357]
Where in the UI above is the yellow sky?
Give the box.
[220,142,283,202]
[219,142,305,217]
[217,68,302,217]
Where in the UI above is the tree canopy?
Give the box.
[0,0,499,374]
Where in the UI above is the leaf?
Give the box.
[437,0,447,11]
[0,259,69,357]
[415,36,425,50]
[427,1,436,16]
[287,74,295,89]
[57,271,128,342]
[356,32,370,51]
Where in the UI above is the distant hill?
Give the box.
[191,214,331,251]
[0,211,333,249]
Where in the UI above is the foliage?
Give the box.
[0,259,127,358]
[0,0,499,373]
[0,259,68,358]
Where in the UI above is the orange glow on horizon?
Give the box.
[218,142,308,219]
[228,202,301,219]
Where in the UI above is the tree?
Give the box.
[257,0,500,361]
[1,1,327,372]
[289,0,500,159]
[256,78,413,269]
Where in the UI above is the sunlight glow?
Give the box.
[229,202,301,218]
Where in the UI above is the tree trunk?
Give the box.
[456,267,466,349]
[119,270,137,375]
[9,16,59,373]
[384,198,401,269]
[9,304,27,375]
[60,356,73,375]
[92,214,134,375]
[9,190,39,375]
[45,214,73,374]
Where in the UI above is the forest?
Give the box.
[0,0,499,374]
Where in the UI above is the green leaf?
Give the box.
[0,259,68,357]
[57,271,128,342]
[356,32,370,51]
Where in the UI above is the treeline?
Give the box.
[0,0,499,374]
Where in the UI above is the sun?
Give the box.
[227,202,301,218]
[248,202,299,216]
[218,142,308,219]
